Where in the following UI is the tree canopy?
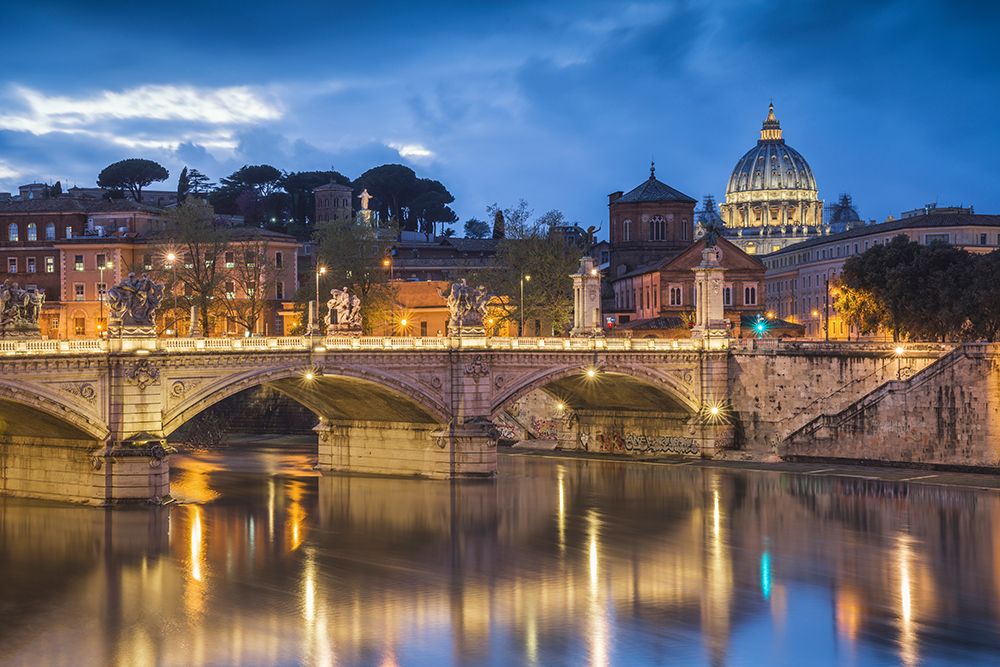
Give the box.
[463,218,490,239]
[837,235,1000,341]
[97,159,169,202]
[352,164,457,233]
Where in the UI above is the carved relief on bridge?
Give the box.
[124,359,160,391]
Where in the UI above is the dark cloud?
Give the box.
[0,1,996,224]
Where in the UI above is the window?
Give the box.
[623,219,632,242]
[245,251,256,268]
[7,223,17,242]
[26,257,35,273]
[97,282,107,302]
[723,284,733,306]
[74,283,85,301]
[143,254,152,271]
[44,256,54,273]
[276,281,285,300]
[45,223,55,241]
[96,253,107,269]
[65,226,73,239]
[7,258,16,273]
[649,215,666,241]
[74,317,86,336]
[225,281,236,299]
[74,255,84,271]
[26,223,37,241]
[682,219,690,240]
[669,285,683,306]
[744,284,758,306]
[225,251,235,269]
[275,251,283,268]
[420,321,428,337]
[925,233,950,244]
[980,233,988,246]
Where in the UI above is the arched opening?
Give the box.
[492,366,701,457]
[164,368,457,500]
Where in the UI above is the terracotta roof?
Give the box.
[613,163,696,204]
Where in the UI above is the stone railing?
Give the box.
[732,338,954,355]
[1,335,707,356]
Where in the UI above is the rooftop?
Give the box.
[768,211,1000,256]
[613,162,697,205]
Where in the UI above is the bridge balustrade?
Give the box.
[1,334,713,356]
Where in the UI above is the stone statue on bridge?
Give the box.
[0,280,44,338]
[326,286,362,335]
[443,279,491,336]
[107,272,164,336]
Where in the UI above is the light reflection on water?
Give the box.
[0,445,998,666]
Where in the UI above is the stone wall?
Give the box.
[729,344,946,453]
[782,344,1000,467]
[316,419,496,479]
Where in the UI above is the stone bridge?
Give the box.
[0,335,729,504]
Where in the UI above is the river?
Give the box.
[0,442,997,666]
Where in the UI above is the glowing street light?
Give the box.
[585,367,597,379]
[519,273,531,336]
[313,265,326,335]
[165,251,179,337]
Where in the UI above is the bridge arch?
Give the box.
[491,362,700,417]
[162,363,451,437]
[0,379,109,441]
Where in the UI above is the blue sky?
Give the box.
[0,0,997,229]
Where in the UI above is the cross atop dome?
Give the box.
[760,102,783,141]
[649,159,656,179]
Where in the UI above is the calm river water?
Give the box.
[0,443,998,666]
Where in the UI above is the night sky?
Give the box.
[0,0,997,229]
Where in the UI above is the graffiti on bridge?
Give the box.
[591,428,699,455]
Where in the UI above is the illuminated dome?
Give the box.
[721,103,823,232]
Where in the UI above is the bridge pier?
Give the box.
[315,418,496,479]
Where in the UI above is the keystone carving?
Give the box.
[464,354,490,379]
[124,359,160,390]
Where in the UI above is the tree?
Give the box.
[186,169,213,195]
[97,158,169,202]
[487,200,534,239]
[463,218,490,239]
[313,217,395,333]
[176,167,190,202]
[832,283,883,340]
[476,206,582,335]
[152,198,231,335]
[47,181,62,198]
[212,164,285,225]
[219,236,276,335]
[352,164,457,233]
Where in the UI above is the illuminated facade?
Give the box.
[720,104,827,254]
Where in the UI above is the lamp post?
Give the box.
[314,265,326,335]
[98,256,113,337]
[383,257,394,335]
[519,273,531,337]
[824,277,831,342]
[166,252,179,337]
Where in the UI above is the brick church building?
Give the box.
[604,163,768,337]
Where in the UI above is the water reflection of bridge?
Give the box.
[1,455,999,665]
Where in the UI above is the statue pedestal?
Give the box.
[326,324,362,337]
[455,325,486,337]
[108,324,157,338]
[0,324,41,339]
